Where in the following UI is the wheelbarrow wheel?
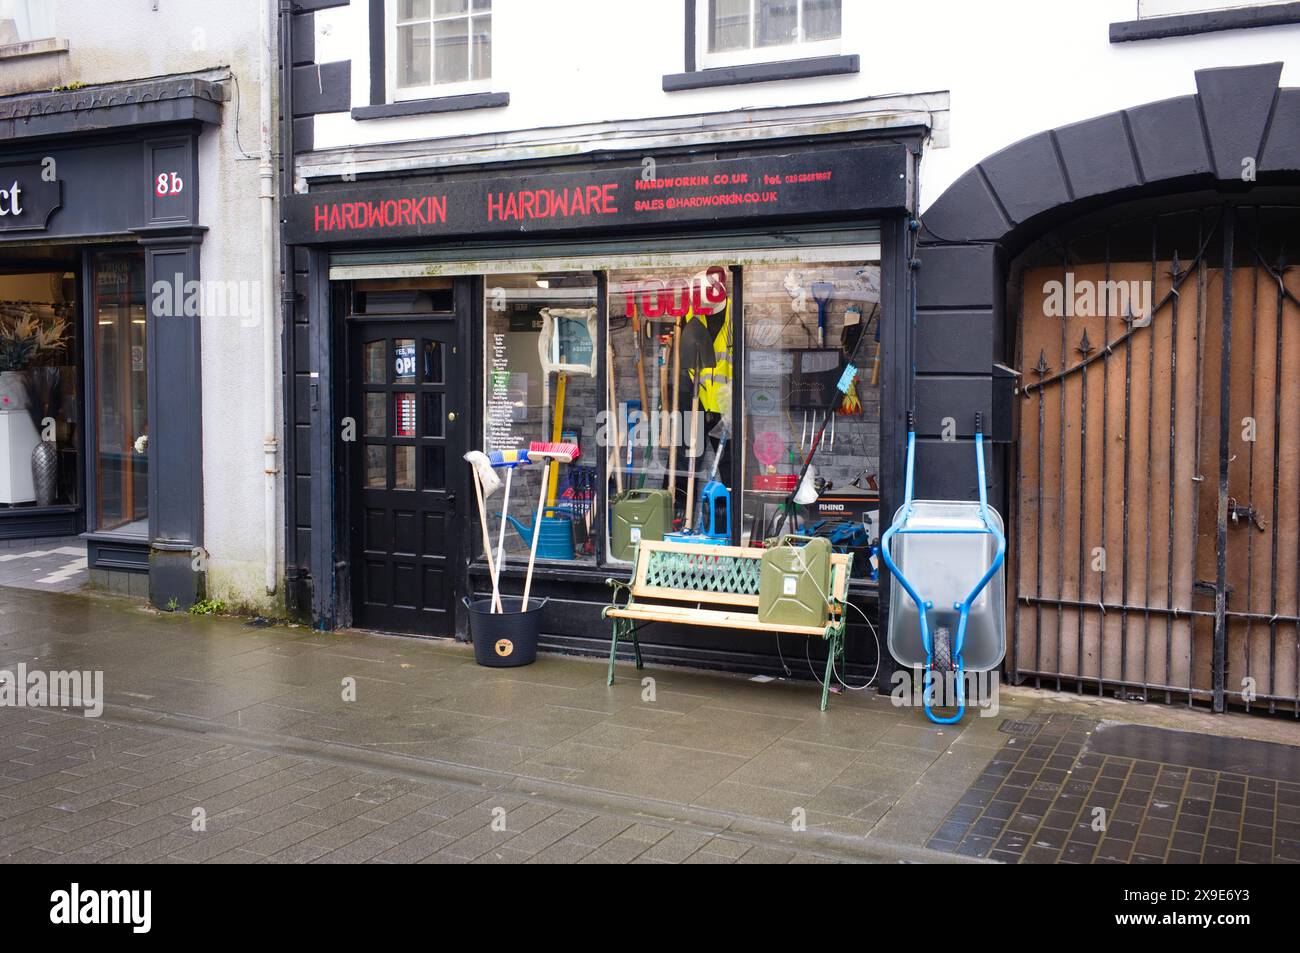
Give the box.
[931,626,953,673]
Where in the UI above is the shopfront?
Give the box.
[0,75,217,607]
[285,134,921,678]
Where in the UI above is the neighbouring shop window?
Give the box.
[700,0,841,68]
[91,252,148,534]
[482,272,598,566]
[391,0,491,99]
[0,269,76,508]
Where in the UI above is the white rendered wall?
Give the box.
[307,0,1300,209]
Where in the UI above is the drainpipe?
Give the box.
[259,0,279,596]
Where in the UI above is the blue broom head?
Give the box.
[489,448,532,467]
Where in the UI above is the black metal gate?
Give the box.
[1011,202,1300,715]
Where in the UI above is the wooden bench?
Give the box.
[602,539,853,710]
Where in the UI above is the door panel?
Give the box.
[349,319,461,634]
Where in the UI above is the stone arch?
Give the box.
[909,62,1300,503]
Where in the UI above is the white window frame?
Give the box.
[386,0,491,104]
[696,0,841,70]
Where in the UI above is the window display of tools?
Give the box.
[880,413,1006,725]
[463,451,504,613]
[522,440,580,609]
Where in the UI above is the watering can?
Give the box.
[500,506,576,560]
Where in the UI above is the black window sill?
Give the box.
[662,53,858,92]
[1110,2,1300,42]
[351,91,509,120]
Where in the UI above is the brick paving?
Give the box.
[0,705,844,864]
[1,585,1296,864]
[926,713,1300,864]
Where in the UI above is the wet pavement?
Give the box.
[0,584,1297,863]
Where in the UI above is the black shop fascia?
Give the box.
[283,134,922,680]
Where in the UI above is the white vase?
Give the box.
[0,371,27,412]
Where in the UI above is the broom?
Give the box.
[522,441,580,610]
[463,451,503,613]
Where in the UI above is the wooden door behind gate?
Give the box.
[1012,204,1300,714]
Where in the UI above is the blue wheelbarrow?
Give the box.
[880,413,1006,724]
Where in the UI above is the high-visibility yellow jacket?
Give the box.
[691,295,732,414]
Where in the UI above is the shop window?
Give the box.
[605,265,735,561]
[90,252,148,534]
[0,268,76,509]
[390,0,492,101]
[603,258,880,578]
[736,259,879,560]
[698,0,841,69]
[481,272,598,566]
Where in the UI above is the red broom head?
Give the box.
[528,440,580,464]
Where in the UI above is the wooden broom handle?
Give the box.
[470,468,503,613]
[607,336,623,494]
[521,460,550,611]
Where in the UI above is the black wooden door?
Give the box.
[349,319,461,634]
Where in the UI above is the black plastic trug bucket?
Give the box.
[464,596,544,667]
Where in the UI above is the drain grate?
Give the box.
[998,719,1042,738]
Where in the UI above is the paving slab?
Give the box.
[1,585,1296,863]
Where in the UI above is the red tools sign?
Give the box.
[284,144,908,244]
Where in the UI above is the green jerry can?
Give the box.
[758,535,833,628]
[610,489,672,561]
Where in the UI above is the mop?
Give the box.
[522,441,581,610]
[463,451,504,613]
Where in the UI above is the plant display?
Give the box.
[0,307,69,372]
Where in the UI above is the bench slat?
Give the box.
[606,603,829,637]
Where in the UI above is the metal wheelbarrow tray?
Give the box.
[881,413,1006,724]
